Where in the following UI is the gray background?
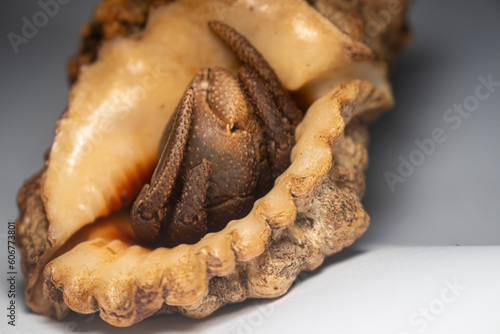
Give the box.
[1,0,499,247]
[1,0,500,333]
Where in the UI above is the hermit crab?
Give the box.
[16,0,410,327]
[131,22,300,247]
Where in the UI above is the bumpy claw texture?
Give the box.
[15,0,410,327]
[208,20,303,125]
[131,88,195,244]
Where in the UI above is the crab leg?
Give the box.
[130,88,195,243]
[239,65,294,177]
[164,158,212,247]
[208,20,302,125]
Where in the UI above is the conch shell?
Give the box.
[16,0,410,327]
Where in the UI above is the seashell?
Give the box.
[16,0,410,327]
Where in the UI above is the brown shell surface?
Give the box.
[16,0,410,327]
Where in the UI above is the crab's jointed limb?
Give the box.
[131,88,195,244]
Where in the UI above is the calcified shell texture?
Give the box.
[16,0,410,327]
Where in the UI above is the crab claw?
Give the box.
[130,88,195,244]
